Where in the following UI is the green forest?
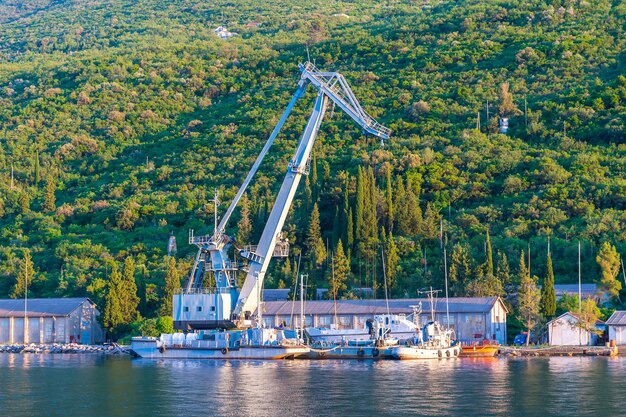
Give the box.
[1,0,625,336]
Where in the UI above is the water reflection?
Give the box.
[1,355,625,416]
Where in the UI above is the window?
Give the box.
[183,307,189,312]
[197,306,203,312]
[210,306,216,312]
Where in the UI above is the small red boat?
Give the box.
[461,340,500,357]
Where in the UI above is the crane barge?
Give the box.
[131,62,390,359]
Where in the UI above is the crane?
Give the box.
[174,62,390,330]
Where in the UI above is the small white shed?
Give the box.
[547,312,604,346]
[606,311,626,345]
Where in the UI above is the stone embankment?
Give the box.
[499,345,618,357]
[0,343,132,355]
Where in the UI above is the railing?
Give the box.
[175,287,233,295]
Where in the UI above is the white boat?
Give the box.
[391,321,460,360]
[390,288,460,360]
[305,313,419,344]
[130,327,309,360]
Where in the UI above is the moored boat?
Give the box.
[460,340,500,358]
[391,321,460,360]
[130,327,309,360]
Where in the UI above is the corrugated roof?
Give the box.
[0,298,94,318]
[262,289,290,302]
[554,284,597,294]
[606,311,626,326]
[260,297,501,316]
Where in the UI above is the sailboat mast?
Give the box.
[444,247,450,330]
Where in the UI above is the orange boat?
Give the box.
[461,340,500,358]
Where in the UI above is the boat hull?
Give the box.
[303,345,394,360]
[391,345,460,360]
[461,345,499,358]
[130,339,309,360]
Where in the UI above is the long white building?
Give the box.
[258,297,508,345]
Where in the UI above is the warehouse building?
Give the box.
[259,297,508,345]
[0,298,104,345]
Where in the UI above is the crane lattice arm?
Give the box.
[233,62,390,321]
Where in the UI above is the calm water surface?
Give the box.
[0,354,624,417]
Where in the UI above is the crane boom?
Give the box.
[173,62,389,331]
[234,63,389,321]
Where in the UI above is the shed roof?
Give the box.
[547,311,605,326]
[0,298,95,318]
[606,311,626,326]
[554,284,597,295]
[260,297,504,316]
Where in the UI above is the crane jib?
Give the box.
[174,62,390,331]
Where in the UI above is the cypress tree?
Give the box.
[34,150,40,188]
[43,175,56,212]
[121,256,140,322]
[11,250,33,299]
[385,166,393,233]
[346,208,354,250]
[104,260,124,335]
[328,240,350,299]
[541,252,556,317]
[355,167,365,250]
[384,230,400,290]
[496,250,511,292]
[161,256,180,316]
[306,203,326,268]
[311,153,318,203]
[236,193,252,245]
[485,229,493,276]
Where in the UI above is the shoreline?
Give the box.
[0,343,132,355]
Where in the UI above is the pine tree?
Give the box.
[496,250,511,291]
[121,256,140,322]
[596,241,622,301]
[540,252,556,318]
[236,193,252,245]
[161,256,180,316]
[11,250,33,299]
[306,203,326,268]
[328,240,350,299]
[43,175,56,212]
[485,229,493,276]
[103,260,124,335]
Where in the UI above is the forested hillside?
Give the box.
[1,0,625,323]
